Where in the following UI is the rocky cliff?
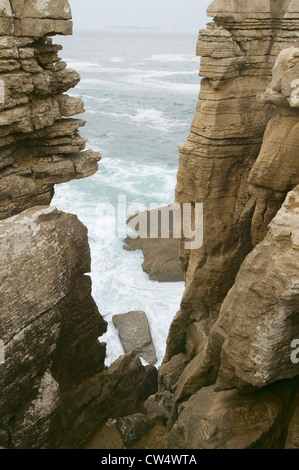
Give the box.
[0,1,144,449]
[1,0,299,450]
[0,0,99,221]
[162,0,299,449]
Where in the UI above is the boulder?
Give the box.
[116,414,151,448]
[113,311,157,365]
[168,382,296,449]
[144,391,174,426]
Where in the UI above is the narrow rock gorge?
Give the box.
[0,0,298,450]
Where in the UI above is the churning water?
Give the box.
[53,29,200,365]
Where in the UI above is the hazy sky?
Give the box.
[68,0,212,32]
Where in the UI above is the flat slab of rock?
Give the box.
[113,311,157,365]
[124,205,184,282]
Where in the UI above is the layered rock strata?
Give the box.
[162,0,299,449]
[249,46,299,244]
[0,0,99,221]
[213,185,299,391]
[0,1,144,449]
[0,207,107,448]
[165,0,299,363]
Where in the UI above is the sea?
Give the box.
[52,29,201,366]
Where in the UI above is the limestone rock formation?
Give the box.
[161,0,299,450]
[0,1,145,449]
[0,207,146,449]
[143,365,158,400]
[0,206,107,448]
[116,414,152,448]
[1,0,299,450]
[249,47,299,245]
[168,337,218,427]
[144,391,174,426]
[0,0,100,221]
[214,187,299,390]
[113,311,157,365]
[159,353,189,393]
[164,0,299,364]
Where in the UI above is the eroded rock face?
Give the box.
[249,47,299,245]
[214,187,299,390]
[0,1,99,220]
[162,0,299,450]
[168,381,297,449]
[0,207,107,449]
[164,0,299,363]
[98,352,145,420]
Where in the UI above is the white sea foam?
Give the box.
[80,72,199,94]
[52,31,197,367]
[68,63,198,78]
[53,156,184,366]
[65,59,99,69]
[78,95,111,103]
[144,70,197,78]
[123,74,200,93]
[100,107,187,132]
[80,78,113,85]
[146,54,194,62]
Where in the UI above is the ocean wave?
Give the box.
[99,157,178,200]
[123,74,199,93]
[52,155,184,366]
[79,95,111,103]
[68,62,199,78]
[65,59,99,69]
[80,78,115,86]
[145,53,194,62]
[100,107,188,132]
[144,69,198,78]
